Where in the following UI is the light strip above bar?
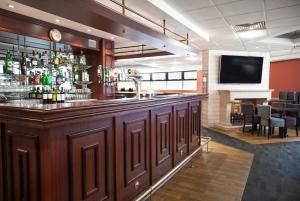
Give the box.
[147,0,210,41]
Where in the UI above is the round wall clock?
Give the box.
[49,29,62,42]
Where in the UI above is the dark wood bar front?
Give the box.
[0,94,206,201]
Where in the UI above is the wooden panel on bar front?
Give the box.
[151,106,173,183]
[0,124,3,201]
[8,132,40,201]
[173,103,189,165]
[68,126,114,201]
[115,111,151,201]
[188,101,202,153]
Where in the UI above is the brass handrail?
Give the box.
[110,0,188,43]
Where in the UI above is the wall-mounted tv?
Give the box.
[219,55,263,84]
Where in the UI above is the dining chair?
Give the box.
[241,103,259,134]
[287,92,296,103]
[284,104,300,136]
[270,101,285,118]
[279,92,288,100]
[257,105,285,139]
[296,92,300,104]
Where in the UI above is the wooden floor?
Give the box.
[151,142,253,201]
[211,127,300,145]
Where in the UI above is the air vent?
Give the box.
[232,21,266,33]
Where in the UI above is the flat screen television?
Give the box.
[219,55,263,84]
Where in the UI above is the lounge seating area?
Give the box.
[241,100,300,139]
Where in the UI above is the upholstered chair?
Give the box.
[284,104,299,136]
[270,101,285,118]
[257,105,285,139]
[241,103,259,134]
[279,92,288,100]
[287,92,296,103]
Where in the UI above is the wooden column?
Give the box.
[90,39,115,99]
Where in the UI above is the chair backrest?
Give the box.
[287,92,296,101]
[297,92,300,104]
[285,103,298,109]
[257,105,271,120]
[279,92,288,100]
[270,101,285,109]
[241,103,255,116]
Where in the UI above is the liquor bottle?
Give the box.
[28,87,33,99]
[42,88,48,104]
[31,51,38,67]
[104,67,109,82]
[4,50,13,75]
[47,88,52,104]
[52,88,57,104]
[56,71,64,85]
[25,53,32,69]
[28,71,34,85]
[79,50,86,65]
[42,51,49,66]
[53,52,59,68]
[72,66,79,82]
[60,87,65,103]
[56,87,61,103]
[38,52,42,66]
[31,87,36,99]
[41,72,47,85]
[36,87,42,99]
[33,71,41,85]
[20,52,27,75]
[46,72,52,85]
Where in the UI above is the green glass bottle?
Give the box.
[41,72,47,85]
[4,50,13,75]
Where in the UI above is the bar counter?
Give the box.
[0,94,207,201]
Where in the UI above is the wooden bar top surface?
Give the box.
[0,94,207,123]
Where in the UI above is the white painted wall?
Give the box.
[202,50,271,127]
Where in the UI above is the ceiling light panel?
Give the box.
[147,0,210,41]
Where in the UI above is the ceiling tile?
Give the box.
[213,0,242,5]
[187,6,221,21]
[217,0,263,17]
[226,12,265,25]
[267,5,300,21]
[164,0,212,12]
[265,0,300,10]
[267,17,300,29]
[195,18,228,29]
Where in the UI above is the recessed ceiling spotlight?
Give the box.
[111,36,115,40]
[255,46,259,49]
[87,28,91,32]
[8,4,14,8]
[172,61,180,65]
[55,19,60,23]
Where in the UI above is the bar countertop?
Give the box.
[0,94,208,123]
[0,94,205,112]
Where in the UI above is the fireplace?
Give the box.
[230,98,267,125]
[217,90,273,128]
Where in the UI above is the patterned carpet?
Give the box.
[203,128,300,201]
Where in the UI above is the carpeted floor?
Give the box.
[203,128,300,201]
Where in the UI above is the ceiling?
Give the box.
[1,0,300,64]
[97,0,300,60]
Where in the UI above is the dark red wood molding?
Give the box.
[0,9,102,50]
[13,0,196,55]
